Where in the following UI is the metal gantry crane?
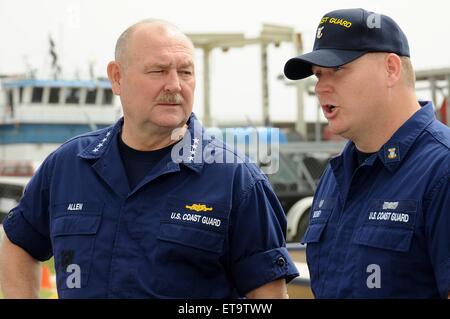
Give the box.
[188,24,307,137]
[415,67,450,126]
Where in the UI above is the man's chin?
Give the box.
[328,125,350,139]
[153,116,188,129]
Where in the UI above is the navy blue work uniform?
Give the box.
[3,113,298,298]
[302,102,450,298]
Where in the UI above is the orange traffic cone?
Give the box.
[41,265,52,290]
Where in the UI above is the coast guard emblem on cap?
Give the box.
[387,148,397,159]
[316,26,324,39]
[382,201,399,210]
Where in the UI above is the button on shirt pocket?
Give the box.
[51,203,102,290]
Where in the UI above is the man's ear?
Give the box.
[107,61,122,95]
[385,53,402,88]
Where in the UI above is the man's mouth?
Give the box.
[157,102,181,106]
[326,104,336,111]
[322,104,339,118]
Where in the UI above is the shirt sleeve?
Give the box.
[424,171,450,298]
[228,172,299,295]
[2,158,53,261]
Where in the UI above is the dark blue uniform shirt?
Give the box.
[302,102,450,298]
[3,113,298,298]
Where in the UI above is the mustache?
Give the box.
[155,92,184,104]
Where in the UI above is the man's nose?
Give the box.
[315,77,333,95]
[164,70,182,92]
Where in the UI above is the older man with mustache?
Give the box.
[0,19,298,299]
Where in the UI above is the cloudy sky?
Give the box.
[1,0,449,123]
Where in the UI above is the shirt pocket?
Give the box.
[301,197,335,286]
[353,199,417,252]
[157,223,224,253]
[349,200,417,295]
[153,223,226,297]
[157,196,229,252]
[301,197,335,245]
[350,219,416,296]
[51,203,103,290]
[153,196,229,297]
[353,226,414,252]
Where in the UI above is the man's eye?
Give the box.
[179,70,192,76]
[314,72,321,79]
[147,70,163,74]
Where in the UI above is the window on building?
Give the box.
[85,88,97,105]
[31,87,44,103]
[19,87,23,103]
[49,88,60,104]
[65,88,80,104]
[6,89,15,116]
[102,89,113,105]
[7,90,13,108]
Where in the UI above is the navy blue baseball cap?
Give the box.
[284,8,410,80]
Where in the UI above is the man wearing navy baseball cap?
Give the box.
[285,8,450,299]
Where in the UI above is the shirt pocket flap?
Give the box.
[301,223,327,244]
[353,226,413,252]
[53,215,101,236]
[158,223,224,254]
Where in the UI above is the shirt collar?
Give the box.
[331,101,435,174]
[78,113,210,174]
[78,117,123,159]
[376,101,435,173]
[172,112,209,174]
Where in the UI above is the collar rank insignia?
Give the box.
[387,147,397,159]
